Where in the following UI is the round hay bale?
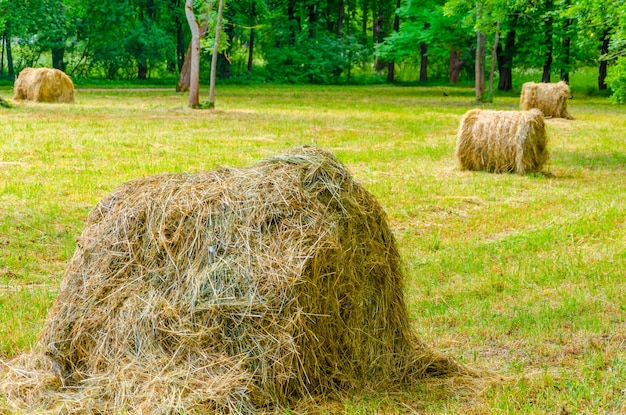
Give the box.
[456,108,549,174]
[13,68,75,103]
[520,81,572,119]
[0,147,466,414]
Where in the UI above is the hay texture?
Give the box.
[1,147,464,414]
[13,68,75,103]
[456,109,549,174]
[520,81,572,119]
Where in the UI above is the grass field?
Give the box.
[0,81,625,414]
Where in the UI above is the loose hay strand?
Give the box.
[456,109,549,174]
[1,146,472,414]
[520,81,573,119]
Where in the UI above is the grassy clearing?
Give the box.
[1,83,625,414]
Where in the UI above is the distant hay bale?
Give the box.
[456,109,549,174]
[520,81,572,119]
[13,68,75,103]
[0,147,468,414]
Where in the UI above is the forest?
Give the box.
[1,0,626,102]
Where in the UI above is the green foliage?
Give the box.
[0,0,624,92]
[606,57,626,103]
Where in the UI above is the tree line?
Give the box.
[1,0,625,101]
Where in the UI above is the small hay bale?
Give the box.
[13,68,75,103]
[0,147,467,414]
[520,81,572,119]
[456,108,549,174]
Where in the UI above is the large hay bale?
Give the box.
[1,147,465,414]
[456,109,549,174]
[13,68,75,103]
[520,81,572,119]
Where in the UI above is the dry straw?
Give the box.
[1,147,470,414]
[456,109,549,174]
[520,81,573,119]
[13,68,75,103]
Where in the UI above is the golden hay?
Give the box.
[0,147,470,414]
[13,68,75,103]
[456,109,549,174]
[520,81,572,119]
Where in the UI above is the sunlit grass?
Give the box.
[1,83,625,413]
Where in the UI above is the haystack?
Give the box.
[13,68,75,103]
[456,109,549,174]
[520,81,572,119]
[0,147,466,414]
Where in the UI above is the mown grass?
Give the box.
[0,81,625,414]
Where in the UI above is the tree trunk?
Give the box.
[287,0,298,44]
[52,43,65,71]
[1,33,5,77]
[337,0,345,35]
[487,23,500,102]
[419,23,430,82]
[420,41,428,82]
[475,30,486,102]
[177,10,212,93]
[247,1,256,73]
[177,43,192,92]
[362,0,368,38]
[497,25,515,91]
[6,24,13,80]
[541,2,553,83]
[560,17,572,83]
[176,6,186,72]
[184,0,200,107]
[138,61,148,80]
[599,29,610,90]
[386,0,401,83]
[449,49,463,83]
[208,0,225,109]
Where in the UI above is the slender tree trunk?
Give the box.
[1,34,4,77]
[488,22,500,102]
[177,43,192,92]
[449,49,463,83]
[362,0,368,38]
[177,10,212,93]
[6,24,13,80]
[184,0,200,107]
[52,48,65,71]
[541,1,553,83]
[599,29,610,90]
[475,30,486,102]
[420,41,428,82]
[337,0,345,34]
[497,25,515,91]
[287,0,297,44]
[247,1,256,73]
[386,0,401,83]
[208,0,225,109]
[138,61,148,80]
[560,27,571,82]
[176,5,186,72]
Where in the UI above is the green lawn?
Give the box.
[1,83,625,414]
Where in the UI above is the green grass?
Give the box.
[1,83,625,414]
